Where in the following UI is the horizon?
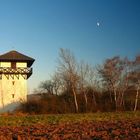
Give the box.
[0,0,140,93]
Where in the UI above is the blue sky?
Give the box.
[0,0,140,93]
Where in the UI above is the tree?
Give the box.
[57,48,79,113]
[78,62,89,111]
[86,65,99,109]
[128,55,140,111]
[39,80,54,95]
[51,72,62,95]
[98,56,129,110]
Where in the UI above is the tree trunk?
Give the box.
[134,87,139,112]
[109,91,113,103]
[92,91,97,109]
[120,91,125,110]
[83,90,88,112]
[117,91,123,111]
[72,86,79,113]
[114,89,118,111]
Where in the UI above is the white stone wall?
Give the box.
[0,62,11,67]
[16,62,27,67]
[0,62,28,112]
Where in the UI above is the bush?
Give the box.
[17,89,140,114]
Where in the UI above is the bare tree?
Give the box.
[57,48,79,113]
[39,80,54,95]
[52,72,62,95]
[128,55,140,111]
[39,73,62,96]
[78,61,90,111]
[129,72,140,111]
[117,57,130,108]
[87,65,100,108]
[98,56,129,110]
[134,79,140,111]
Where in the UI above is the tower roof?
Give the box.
[0,50,35,67]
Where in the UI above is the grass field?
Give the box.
[0,111,140,126]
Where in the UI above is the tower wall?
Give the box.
[0,50,34,113]
[0,62,11,67]
[16,62,27,67]
[0,62,28,112]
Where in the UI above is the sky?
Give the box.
[0,0,140,93]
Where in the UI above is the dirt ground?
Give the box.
[0,119,140,140]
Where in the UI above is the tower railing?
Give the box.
[0,67,32,75]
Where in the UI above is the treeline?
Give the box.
[19,48,140,114]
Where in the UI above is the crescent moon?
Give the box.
[97,22,100,27]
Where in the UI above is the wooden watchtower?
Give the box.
[0,50,35,112]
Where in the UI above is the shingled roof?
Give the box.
[0,50,35,67]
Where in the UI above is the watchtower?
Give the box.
[0,50,35,112]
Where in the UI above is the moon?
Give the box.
[97,22,100,27]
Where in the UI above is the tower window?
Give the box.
[11,62,16,69]
[12,94,15,98]
[12,81,15,85]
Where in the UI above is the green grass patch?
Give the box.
[0,111,140,126]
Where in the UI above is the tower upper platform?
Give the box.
[0,50,35,67]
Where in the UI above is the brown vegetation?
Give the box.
[0,119,140,139]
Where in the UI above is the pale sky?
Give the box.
[0,0,140,93]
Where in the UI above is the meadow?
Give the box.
[0,111,140,126]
